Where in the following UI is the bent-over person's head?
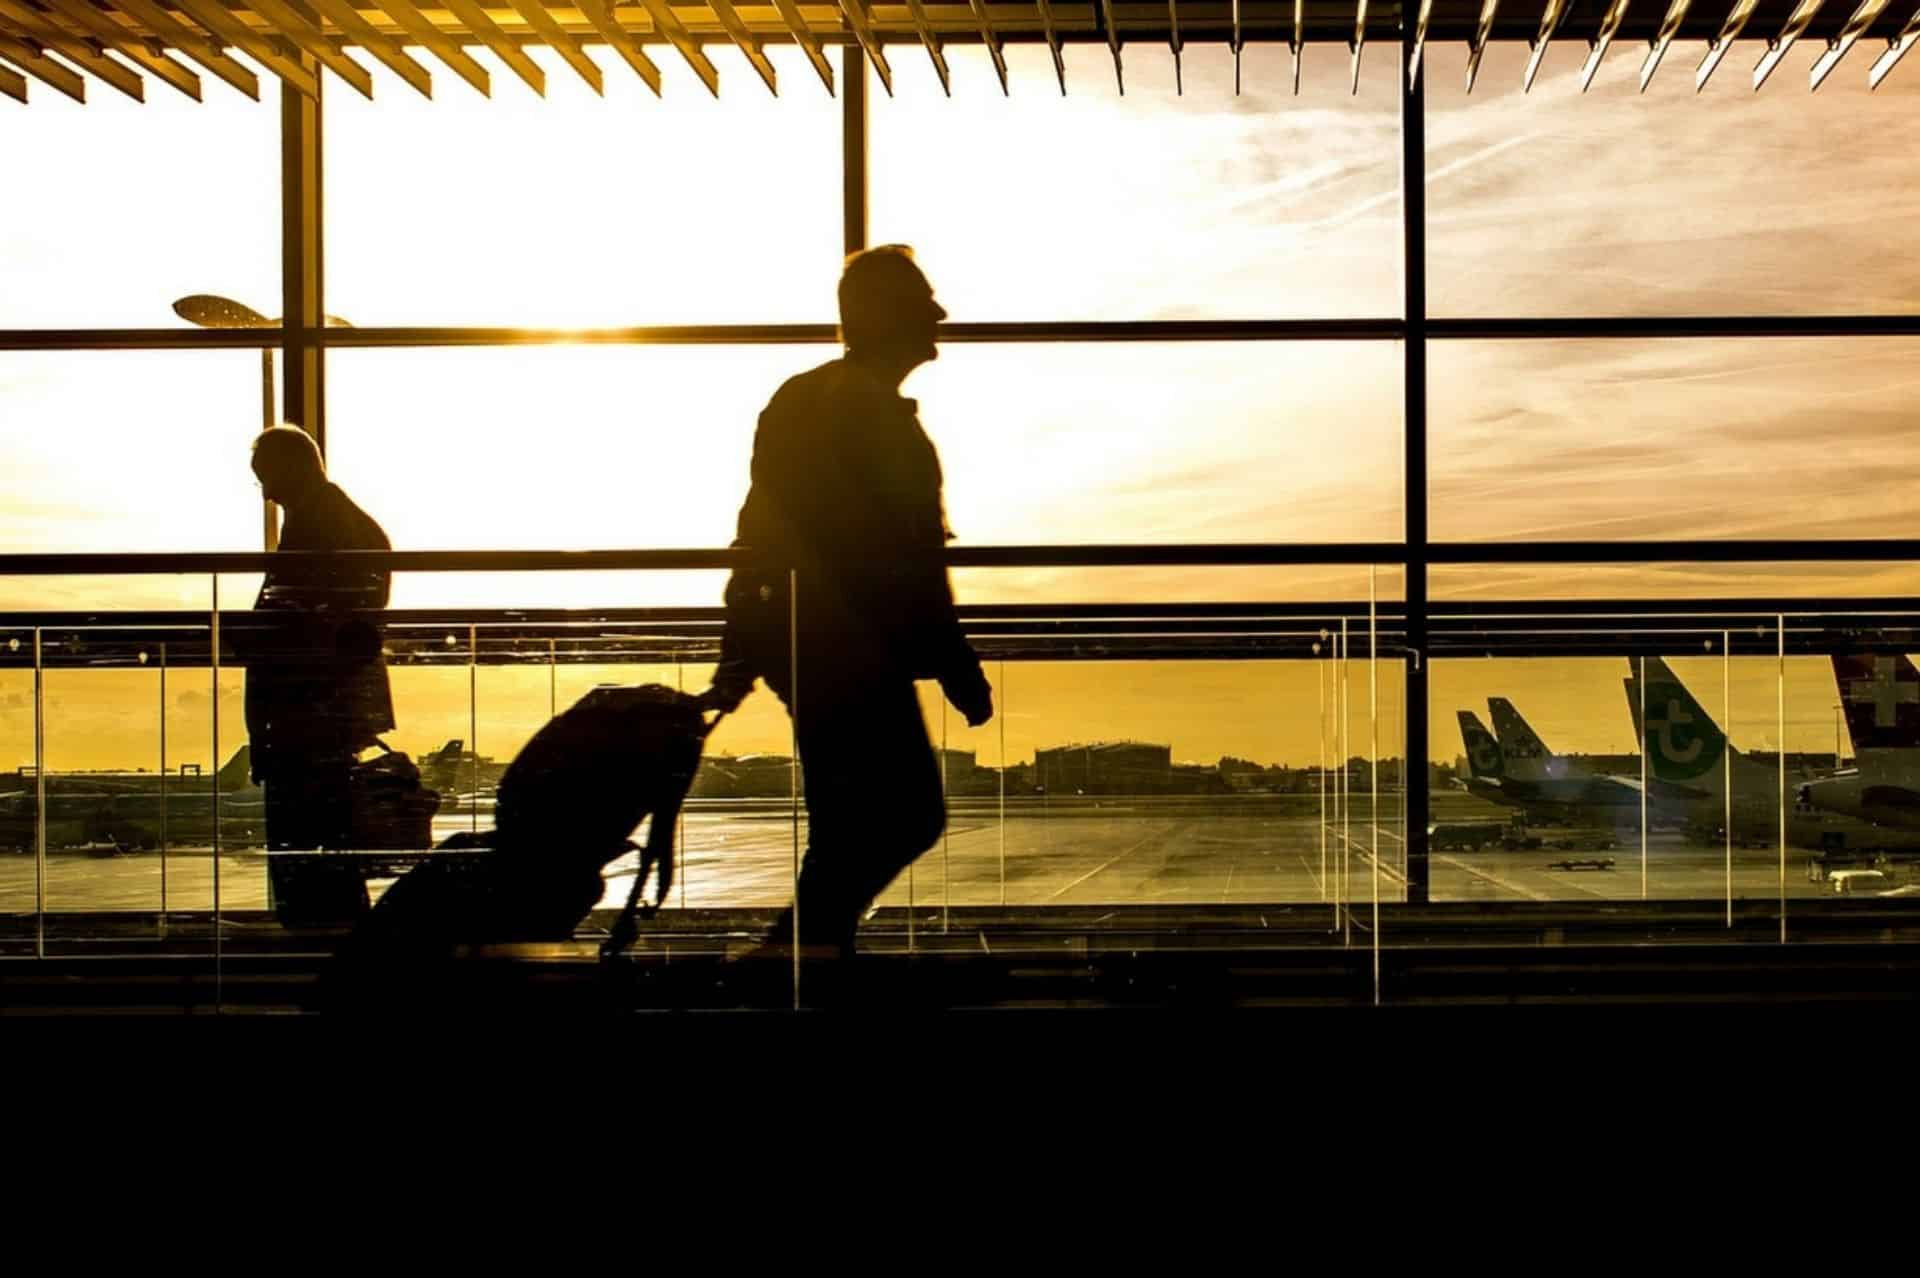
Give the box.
[838,245,947,372]
[251,425,326,507]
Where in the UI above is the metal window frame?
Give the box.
[13,30,1920,910]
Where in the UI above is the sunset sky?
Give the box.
[4,37,1919,769]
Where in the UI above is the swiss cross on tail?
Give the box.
[1834,653,1920,751]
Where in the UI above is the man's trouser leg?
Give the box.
[264,760,368,925]
[766,679,946,956]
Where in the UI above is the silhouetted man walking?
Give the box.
[243,426,394,924]
[704,246,992,966]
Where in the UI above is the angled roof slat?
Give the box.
[504,0,604,94]
[1752,0,1827,89]
[1810,0,1892,89]
[38,0,202,101]
[1230,0,1241,90]
[972,0,1009,93]
[109,0,259,99]
[1697,0,1762,90]
[0,33,88,102]
[1579,0,1633,91]
[1869,4,1920,87]
[903,0,951,95]
[0,0,145,100]
[169,0,320,97]
[764,0,832,94]
[1640,0,1694,90]
[1465,0,1498,92]
[374,0,494,96]
[1408,0,1433,87]
[1168,0,1182,94]
[0,60,26,100]
[441,0,550,95]
[575,0,663,95]
[1350,0,1366,93]
[234,0,375,98]
[1100,0,1123,94]
[835,1,892,96]
[304,0,434,98]
[1036,0,1066,93]
[632,0,720,96]
[1523,0,1573,91]
[706,0,777,95]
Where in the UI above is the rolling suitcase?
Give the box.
[328,684,715,1001]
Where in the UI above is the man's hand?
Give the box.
[942,667,994,728]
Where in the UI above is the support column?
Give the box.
[1401,24,1430,905]
[842,42,867,257]
[281,49,324,454]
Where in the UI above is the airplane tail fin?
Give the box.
[1634,656,1728,783]
[1833,652,1920,751]
[1457,710,1506,779]
[215,744,253,792]
[1486,697,1554,777]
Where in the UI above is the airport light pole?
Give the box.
[171,293,351,551]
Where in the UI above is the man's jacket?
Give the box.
[714,357,982,700]
[240,481,396,777]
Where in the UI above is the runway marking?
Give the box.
[1044,827,1166,903]
[1333,828,1409,887]
[1434,854,1550,902]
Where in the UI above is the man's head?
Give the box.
[838,245,946,372]
[251,425,325,507]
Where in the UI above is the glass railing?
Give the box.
[7,547,1920,1009]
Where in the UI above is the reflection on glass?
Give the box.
[325,47,840,325]
[873,44,1401,321]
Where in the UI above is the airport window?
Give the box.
[323,47,842,327]
[11,11,1920,1002]
[1428,337,1920,579]
[0,86,278,330]
[870,44,1403,322]
[0,351,267,559]
[1424,41,1920,318]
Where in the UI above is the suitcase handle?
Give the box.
[600,708,724,963]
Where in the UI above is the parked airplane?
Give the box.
[1626,656,1920,854]
[1796,653,1920,833]
[1485,696,1642,816]
[1456,703,1638,827]
[0,747,263,852]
